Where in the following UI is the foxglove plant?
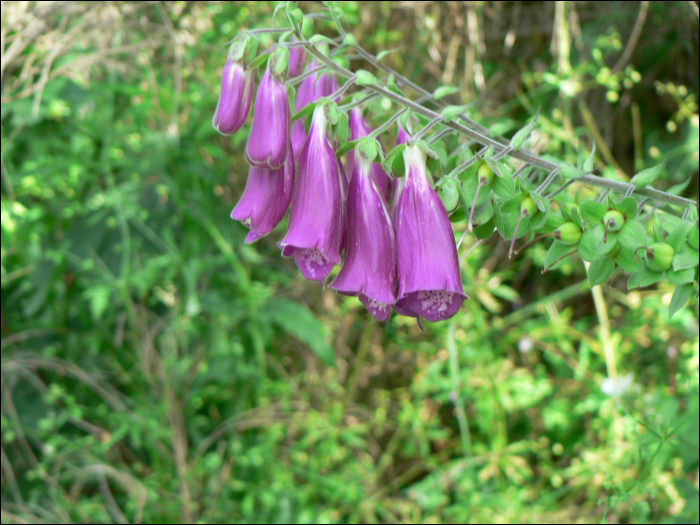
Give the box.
[330,140,397,321]
[279,103,345,281]
[230,144,295,243]
[218,2,699,322]
[212,36,256,135]
[394,145,467,321]
[246,47,291,169]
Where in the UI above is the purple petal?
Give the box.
[395,145,467,322]
[231,146,295,242]
[246,67,291,170]
[213,60,254,135]
[279,107,343,281]
[330,153,397,322]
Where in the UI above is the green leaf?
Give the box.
[510,107,540,150]
[614,196,637,219]
[355,69,379,86]
[653,216,664,243]
[336,110,349,143]
[667,177,692,196]
[559,161,584,179]
[588,257,615,287]
[501,194,526,213]
[436,177,459,212]
[434,85,460,100]
[673,246,700,271]
[617,219,647,250]
[426,157,443,178]
[580,200,607,224]
[473,218,496,240]
[669,283,694,318]
[627,269,664,290]
[376,47,403,62]
[666,221,691,253]
[578,229,601,262]
[382,144,406,177]
[470,200,494,227]
[616,247,643,273]
[258,299,335,366]
[493,204,505,237]
[583,137,596,173]
[336,138,362,158]
[667,268,696,285]
[248,51,271,72]
[630,156,668,189]
[491,170,515,198]
[545,240,576,271]
[569,206,584,229]
[293,101,317,122]
[442,105,472,123]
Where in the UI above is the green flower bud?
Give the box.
[553,222,582,245]
[301,18,313,41]
[643,242,675,272]
[603,210,625,232]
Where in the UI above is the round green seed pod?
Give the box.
[644,242,675,272]
[520,196,537,218]
[603,210,625,232]
[554,222,583,245]
[477,163,495,185]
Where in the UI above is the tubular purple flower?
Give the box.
[288,42,308,78]
[212,59,254,136]
[230,144,295,243]
[292,60,327,163]
[394,145,467,322]
[345,108,392,201]
[330,144,397,321]
[246,50,291,170]
[279,105,344,281]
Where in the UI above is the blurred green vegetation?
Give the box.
[1,1,698,523]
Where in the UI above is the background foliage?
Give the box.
[1,1,698,523]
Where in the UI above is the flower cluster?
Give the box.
[215,40,467,323]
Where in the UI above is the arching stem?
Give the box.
[541,250,577,273]
[515,232,553,255]
[508,212,527,259]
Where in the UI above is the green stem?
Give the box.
[447,322,473,468]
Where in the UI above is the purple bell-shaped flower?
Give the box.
[246,47,291,170]
[212,39,255,136]
[288,40,308,78]
[330,141,397,321]
[292,60,327,163]
[345,108,392,202]
[279,104,344,281]
[394,144,467,322]
[230,144,295,243]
